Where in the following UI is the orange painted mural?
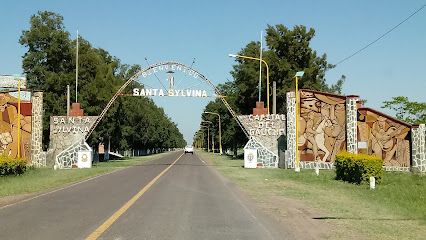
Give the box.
[298,90,346,162]
[0,91,32,161]
[357,109,410,167]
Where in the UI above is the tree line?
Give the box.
[200,24,425,155]
[19,11,186,151]
[201,24,346,155]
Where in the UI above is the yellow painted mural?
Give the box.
[0,91,32,161]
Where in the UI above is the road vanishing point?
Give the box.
[0,151,291,240]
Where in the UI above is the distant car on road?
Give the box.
[184,145,194,154]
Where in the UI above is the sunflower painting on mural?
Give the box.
[298,90,346,163]
[0,91,32,160]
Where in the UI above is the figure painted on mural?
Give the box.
[0,92,32,158]
[370,116,410,166]
[316,95,346,162]
[303,112,319,160]
[314,117,333,162]
[299,91,346,162]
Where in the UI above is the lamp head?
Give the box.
[294,71,305,78]
[228,54,237,57]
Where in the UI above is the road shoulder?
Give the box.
[197,152,350,240]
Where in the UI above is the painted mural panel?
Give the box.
[298,91,346,162]
[357,109,410,167]
[0,91,32,161]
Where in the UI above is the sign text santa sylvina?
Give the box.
[133,88,208,97]
[237,114,286,137]
[51,116,95,134]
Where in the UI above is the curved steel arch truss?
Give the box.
[85,61,248,140]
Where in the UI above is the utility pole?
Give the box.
[273,81,276,114]
[212,133,215,153]
[76,30,79,103]
[67,85,70,116]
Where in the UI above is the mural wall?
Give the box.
[298,90,346,163]
[0,91,32,161]
[357,109,411,167]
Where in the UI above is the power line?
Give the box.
[174,58,195,88]
[335,4,426,66]
[144,57,168,91]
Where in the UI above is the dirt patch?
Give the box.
[262,195,338,239]
[0,192,38,208]
[198,152,364,239]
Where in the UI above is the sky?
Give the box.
[1,0,425,145]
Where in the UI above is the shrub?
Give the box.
[0,155,27,176]
[335,151,383,184]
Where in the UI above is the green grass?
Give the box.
[0,151,174,197]
[197,150,426,240]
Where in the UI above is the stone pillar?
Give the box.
[286,91,296,169]
[411,124,425,172]
[346,95,359,153]
[31,91,46,166]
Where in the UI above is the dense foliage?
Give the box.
[0,155,27,176]
[201,24,345,154]
[201,82,246,155]
[20,11,186,150]
[335,151,383,184]
[382,96,426,125]
[231,24,345,114]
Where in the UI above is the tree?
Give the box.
[20,11,74,148]
[20,11,186,151]
[202,81,247,156]
[231,24,345,114]
[201,24,346,155]
[382,96,426,124]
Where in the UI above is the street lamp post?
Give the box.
[194,133,202,149]
[294,71,304,172]
[197,130,205,150]
[13,74,21,159]
[200,125,209,152]
[204,112,222,154]
[229,54,270,114]
[201,120,213,152]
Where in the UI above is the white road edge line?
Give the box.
[195,153,205,164]
[0,152,175,210]
[197,152,274,239]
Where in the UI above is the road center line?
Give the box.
[86,153,184,240]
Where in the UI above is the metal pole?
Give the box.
[200,125,209,152]
[67,85,70,116]
[295,77,299,171]
[265,61,270,114]
[17,78,21,158]
[273,81,276,114]
[218,115,222,154]
[259,31,262,102]
[76,30,79,103]
[229,55,270,114]
[212,132,215,153]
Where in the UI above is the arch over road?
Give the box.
[85,61,249,140]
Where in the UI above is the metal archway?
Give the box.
[85,61,248,140]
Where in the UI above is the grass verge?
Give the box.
[197,150,426,240]
[0,151,174,197]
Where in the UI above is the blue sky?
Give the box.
[1,0,425,145]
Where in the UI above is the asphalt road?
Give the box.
[0,151,291,240]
